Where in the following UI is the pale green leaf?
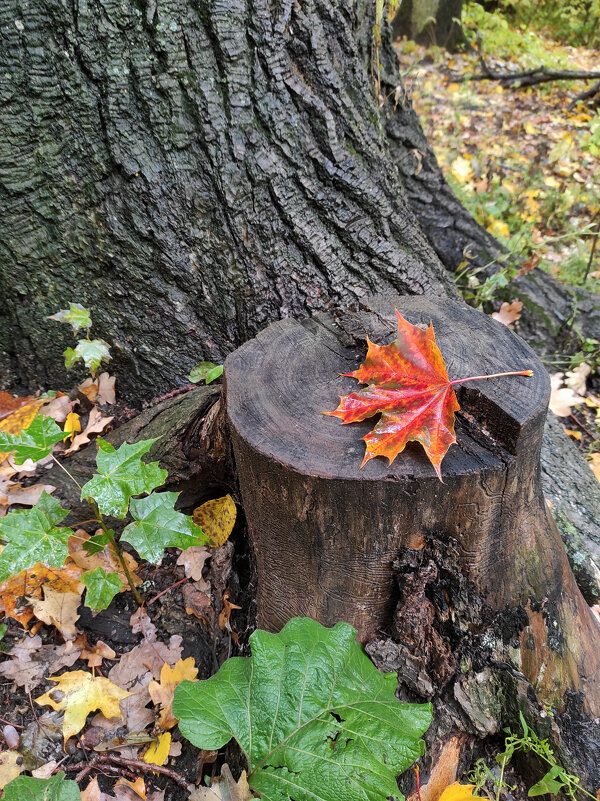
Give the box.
[0,493,73,583]
[81,438,167,518]
[4,772,81,801]
[173,617,431,801]
[189,362,223,384]
[122,491,207,564]
[64,339,111,372]
[82,567,123,610]
[48,303,92,333]
[0,415,69,464]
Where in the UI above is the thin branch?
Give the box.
[461,66,600,88]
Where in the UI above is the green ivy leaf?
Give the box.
[81,438,167,518]
[122,491,207,564]
[4,772,81,801]
[189,362,223,384]
[64,338,111,372]
[82,567,123,610]
[173,617,432,801]
[48,303,92,333]
[0,415,69,464]
[0,493,73,584]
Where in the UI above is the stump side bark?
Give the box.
[224,296,600,733]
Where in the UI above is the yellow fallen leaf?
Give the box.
[149,657,198,730]
[588,453,600,483]
[0,401,44,463]
[450,156,473,184]
[116,776,147,798]
[143,732,172,767]
[63,411,81,443]
[0,750,22,789]
[438,782,486,801]
[193,495,237,547]
[35,670,130,742]
[564,429,582,441]
[486,219,510,238]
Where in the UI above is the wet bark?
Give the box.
[0,0,455,402]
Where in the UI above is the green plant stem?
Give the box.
[91,502,143,606]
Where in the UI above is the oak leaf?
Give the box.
[35,670,131,743]
[326,311,531,479]
[64,407,113,455]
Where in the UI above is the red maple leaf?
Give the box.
[326,310,532,480]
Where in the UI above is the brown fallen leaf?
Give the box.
[69,529,141,587]
[148,657,199,730]
[189,764,255,800]
[219,588,241,634]
[76,634,117,668]
[64,407,114,456]
[40,393,74,423]
[176,545,211,585]
[491,299,523,327]
[0,480,56,511]
[0,635,81,691]
[182,582,212,623]
[565,362,591,396]
[130,607,157,641]
[30,587,81,640]
[31,760,60,779]
[80,373,117,406]
[549,373,584,417]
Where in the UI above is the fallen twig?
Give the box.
[463,66,600,87]
[64,752,190,790]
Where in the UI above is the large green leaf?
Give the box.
[173,618,432,801]
[0,493,73,583]
[0,414,69,464]
[80,438,167,518]
[4,771,81,801]
[122,491,207,564]
[82,567,123,610]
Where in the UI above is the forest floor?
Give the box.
[394,12,600,477]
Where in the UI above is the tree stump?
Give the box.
[225,296,600,783]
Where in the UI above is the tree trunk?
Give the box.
[0,0,455,402]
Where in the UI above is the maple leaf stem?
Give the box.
[449,369,533,386]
